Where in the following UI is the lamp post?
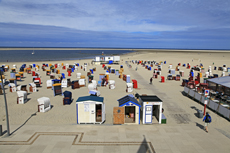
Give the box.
[0,68,10,136]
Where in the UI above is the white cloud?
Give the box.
[0,0,229,33]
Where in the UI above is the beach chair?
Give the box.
[9,83,16,92]
[37,97,51,112]
[71,80,79,89]
[63,91,72,105]
[126,83,133,93]
[34,78,41,87]
[46,80,52,89]
[109,80,115,89]
[62,73,65,79]
[79,79,86,87]
[17,91,27,104]
[77,73,81,79]
[29,83,36,92]
[61,79,67,88]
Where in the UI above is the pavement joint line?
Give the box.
[215,128,230,140]
[0,132,156,153]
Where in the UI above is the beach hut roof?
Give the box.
[207,76,230,88]
[76,96,104,103]
[139,95,163,102]
[117,95,141,107]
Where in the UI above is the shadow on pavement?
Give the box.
[10,112,37,135]
[196,122,205,131]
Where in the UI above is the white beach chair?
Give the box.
[79,79,86,87]
[29,83,37,92]
[126,83,133,93]
[37,97,51,112]
[76,73,81,79]
[8,83,16,92]
[61,79,67,88]
[17,91,27,104]
[46,80,52,89]
[109,80,115,89]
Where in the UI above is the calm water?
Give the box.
[0,49,133,62]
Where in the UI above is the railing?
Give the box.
[184,86,230,120]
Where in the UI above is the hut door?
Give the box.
[145,105,152,124]
[113,107,125,124]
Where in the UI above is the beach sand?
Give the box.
[0,50,230,129]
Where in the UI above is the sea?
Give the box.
[0,49,134,62]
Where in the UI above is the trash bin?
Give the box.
[197,110,203,118]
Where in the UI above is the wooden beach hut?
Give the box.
[76,96,105,124]
[114,95,141,124]
[139,95,163,124]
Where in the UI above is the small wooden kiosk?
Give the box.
[114,95,141,124]
[76,96,105,124]
[139,95,163,124]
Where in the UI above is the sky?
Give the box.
[0,0,230,49]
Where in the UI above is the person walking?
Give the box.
[203,112,212,133]
[149,77,153,84]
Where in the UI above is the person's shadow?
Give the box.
[196,122,205,131]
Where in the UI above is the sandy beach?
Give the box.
[0,50,229,126]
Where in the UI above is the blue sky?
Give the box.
[0,0,230,49]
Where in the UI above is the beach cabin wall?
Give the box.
[95,56,100,62]
[105,56,114,62]
[113,56,120,62]
[139,96,163,124]
[76,96,105,124]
